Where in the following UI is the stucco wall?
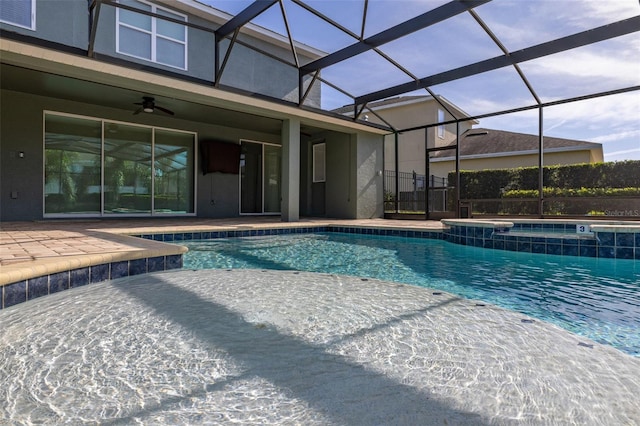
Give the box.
[0,0,88,49]
[379,101,473,175]
[0,89,281,221]
[429,151,596,177]
[90,3,320,107]
[0,91,44,222]
[354,132,384,219]
[92,3,216,81]
[320,130,383,219]
[324,132,354,219]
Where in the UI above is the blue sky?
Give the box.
[201,0,640,161]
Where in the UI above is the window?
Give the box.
[0,0,35,30]
[437,109,445,139]
[313,143,326,183]
[116,0,187,70]
[44,113,196,216]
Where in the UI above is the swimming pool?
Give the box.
[183,233,640,356]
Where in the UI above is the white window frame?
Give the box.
[116,0,188,70]
[0,0,36,30]
[437,109,445,139]
[313,143,326,183]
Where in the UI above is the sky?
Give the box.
[201,0,640,162]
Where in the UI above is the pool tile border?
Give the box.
[3,220,638,310]
[132,225,444,243]
[1,226,443,310]
[1,255,183,310]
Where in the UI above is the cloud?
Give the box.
[592,129,640,144]
[571,0,640,26]
[523,48,640,90]
[604,147,640,162]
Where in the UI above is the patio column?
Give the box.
[281,118,300,222]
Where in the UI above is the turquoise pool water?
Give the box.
[183,233,640,356]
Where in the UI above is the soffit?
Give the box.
[0,39,387,137]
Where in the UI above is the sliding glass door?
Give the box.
[154,129,195,214]
[44,112,195,217]
[104,123,153,213]
[44,115,102,214]
[240,140,281,214]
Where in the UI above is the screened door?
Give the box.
[240,141,281,214]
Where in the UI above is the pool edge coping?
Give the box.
[2,220,639,310]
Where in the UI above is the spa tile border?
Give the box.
[442,220,640,260]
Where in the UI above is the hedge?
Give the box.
[448,160,640,199]
[503,187,640,198]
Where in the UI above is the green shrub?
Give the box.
[449,160,640,199]
[503,187,640,198]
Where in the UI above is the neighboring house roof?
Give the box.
[430,128,603,161]
[332,95,475,122]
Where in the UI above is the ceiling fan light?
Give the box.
[143,107,154,113]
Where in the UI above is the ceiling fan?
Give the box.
[133,96,174,115]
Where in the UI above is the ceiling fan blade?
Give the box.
[155,105,175,116]
[133,107,143,115]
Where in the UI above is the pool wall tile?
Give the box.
[111,261,129,279]
[547,244,562,255]
[148,256,165,272]
[28,276,49,300]
[517,241,532,252]
[4,281,27,308]
[597,246,615,258]
[70,268,90,288]
[49,272,69,294]
[562,245,578,257]
[129,259,147,276]
[2,253,185,309]
[443,222,640,260]
[579,245,597,257]
[532,243,546,254]
[598,232,615,246]
[616,233,634,247]
[616,247,634,260]
[167,255,183,270]
[91,264,110,283]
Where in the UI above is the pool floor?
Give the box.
[182,233,640,356]
[1,270,639,424]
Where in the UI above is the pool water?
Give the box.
[183,233,640,356]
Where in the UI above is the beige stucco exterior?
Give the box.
[363,97,474,175]
[430,148,605,177]
[368,96,604,179]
